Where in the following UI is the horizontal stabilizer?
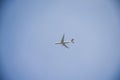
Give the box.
[71,38,74,44]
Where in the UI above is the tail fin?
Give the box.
[71,38,74,44]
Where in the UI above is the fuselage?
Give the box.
[55,41,70,45]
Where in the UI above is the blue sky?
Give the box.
[1,0,120,80]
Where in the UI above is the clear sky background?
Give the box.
[1,0,120,80]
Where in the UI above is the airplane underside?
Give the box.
[55,34,74,48]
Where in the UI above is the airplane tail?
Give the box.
[71,38,74,44]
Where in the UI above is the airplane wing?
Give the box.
[63,44,69,48]
[61,34,65,43]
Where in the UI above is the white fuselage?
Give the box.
[55,41,70,45]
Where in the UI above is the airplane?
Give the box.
[55,34,74,48]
